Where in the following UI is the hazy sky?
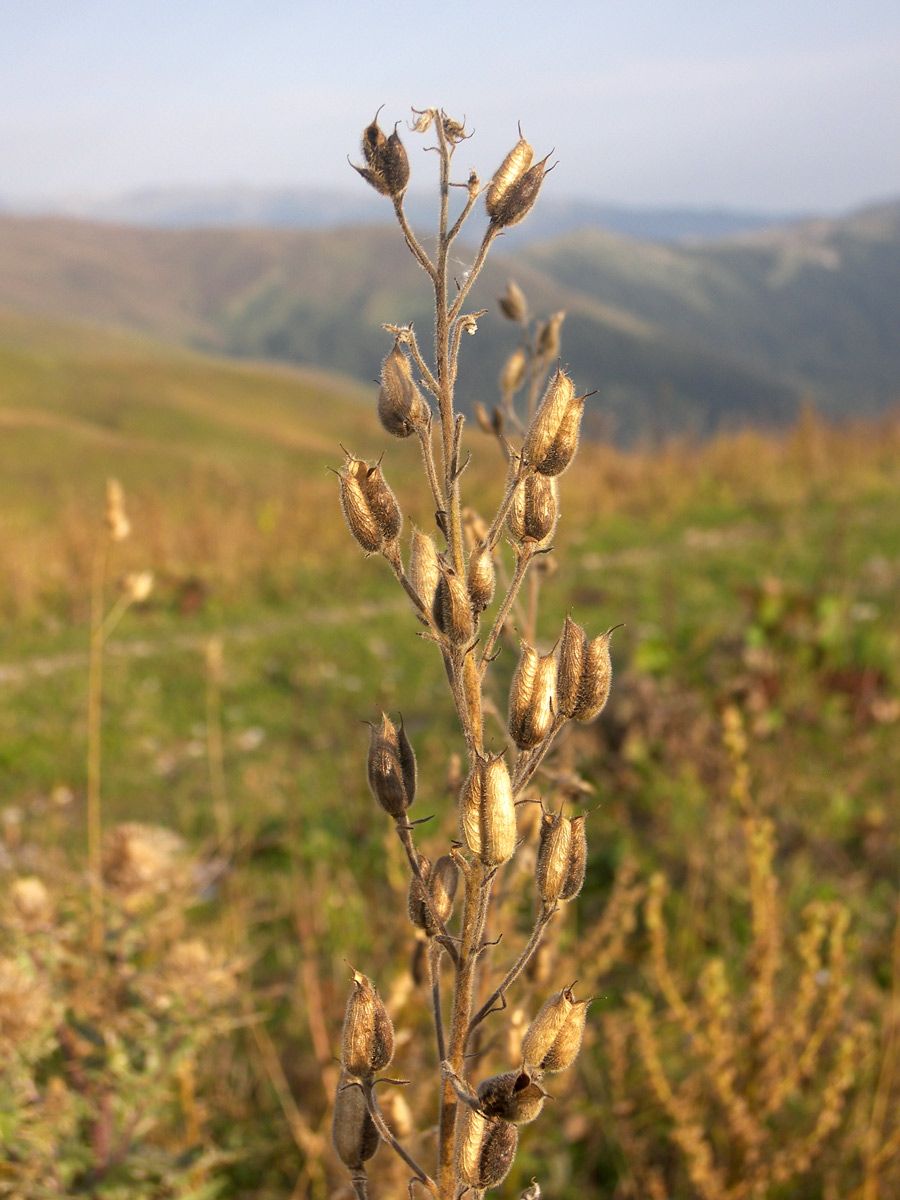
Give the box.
[2,0,899,212]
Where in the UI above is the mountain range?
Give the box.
[0,197,897,443]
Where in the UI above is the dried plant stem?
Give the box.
[87,539,109,957]
[479,543,535,677]
[468,903,559,1038]
[360,1079,438,1196]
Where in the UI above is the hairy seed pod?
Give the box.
[407,854,432,931]
[539,996,592,1073]
[456,1108,519,1190]
[409,528,440,624]
[477,1070,546,1125]
[433,558,474,645]
[536,810,573,906]
[332,1071,380,1168]
[341,969,394,1077]
[571,628,615,721]
[508,642,556,750]
[339,456,382,553]
[362,460,402,544]
[378,344,427,437]
[427,854,459,934]
[498,280,528,323]
[468,543,496,613]
[521,987,576,1070]
[523,368,575,469]
[485,132,533,218]
[474,401,494,435]
[367,712,416,818]
[535,392,587,476]
[459,752,517,866]
[560,813,587,901]
[361,115,386,168]
[506,473,559,547]
[500,346,528,396]
[556,615,586,718]
[536,311,565,360]
[382,125,410,197]
[489,153,552,229]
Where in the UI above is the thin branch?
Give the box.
[361,1078,439,1196]
[467,904,559,1039]
[393,196,436,279]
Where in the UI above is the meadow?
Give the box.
[1,304,899,1198]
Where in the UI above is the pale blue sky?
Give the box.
[2,0,899,210]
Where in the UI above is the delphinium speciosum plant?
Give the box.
[333,108,616,1199]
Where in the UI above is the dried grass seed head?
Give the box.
[509,642,556,750]
[460,752,517,867]
[367,712,416,818]
[333,1071,380,1168]
[341,968,394,1078]
[378,342,428,437]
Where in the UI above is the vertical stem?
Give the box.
[87,539,108,957]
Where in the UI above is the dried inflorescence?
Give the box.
[332,106,614,1197]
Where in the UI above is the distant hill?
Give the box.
[1,201,897,442]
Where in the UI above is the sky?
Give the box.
[2,0,899,213]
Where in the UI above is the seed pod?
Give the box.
[427,854,459,934]
[539,996,592,1073]
[338,454,402,553]
[560,814,587,901]
[468,543,496,613]
[332,1071,380,1169]
[485,131,533,218]
[498,281,528,323]
[571,628,615,721]
[382,124,410,197]
[506,473,559,547]
[409,529,440,624]
[341,969,394,1077]
[456,1108,519,1190]
[362,460,402,544]
[556,615,586,718]
[508,642,556,749]
[407,854,432,931]
[535,810,573,906]
[521,986,576,1070]
[534,392,586,476]
[474,401,494,434]
[361,115,387,168]
[489,153,552,230]
[367,712,416,818]
[459,753,517,867]
[500,346,528,396]
[378,344,427,437]
[536,311,565,360]
[433,558,474,646]
[477,1070,546,1125]
[522,368,575,469]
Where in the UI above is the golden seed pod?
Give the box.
[535,810,573,906]
[539,996,592,1073]
[338,454,402,553]
[407,854,432,931]
[500,346,528,396]
[560,813,587,901]
[341,969,394,1078]
[535,392,586,476]
[508,642,556,750]
[332,1071,380,1169]
[521,987,576,1070]
[433,558,475,646]
[366,712,416,819]
[536,311,566,359]
[468,543,496,613]
[409,528,440,624]
[522,368,575,469]
[378,344,427,438]
[363,460,402,544]
[456,1108,519,1190]
[498,280,528,323]
[556,615,586,718]
[571,628,615,721]
[459,752,517,867]
[489,152,552,230]
[477,1070,546,1125]
[427,854,459,934]
[462,507,491,549]
[506,473,559,547]
[485,132,534,218]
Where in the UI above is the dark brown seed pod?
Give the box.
[427,854,459,934]
[571,627,615,721]
[560,813,587,901]
[521,986,576,1070]
[382,125,410,197]
[459,752,517,867]
[367,712,416,818]
[477,1070,546,1125]
[498,280,528,323]
[506,473,559,547]
[361,115,387,168]
[500,346,528,396]
[485,131,533,218]
[407,853,432,931]
[556,615,586,718]
[332,1071,380,1168]
[468,542,496,613]
[362,460,402,545]
[489,153,552,230]
[508,642,556,750]
[456,1109,519,1190]
[433,558,474,645]
[378,344,427,437]
[535,810,573,906]
[341,969,394,1077]
[538,996,593,1073]
[409,528,440,624]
